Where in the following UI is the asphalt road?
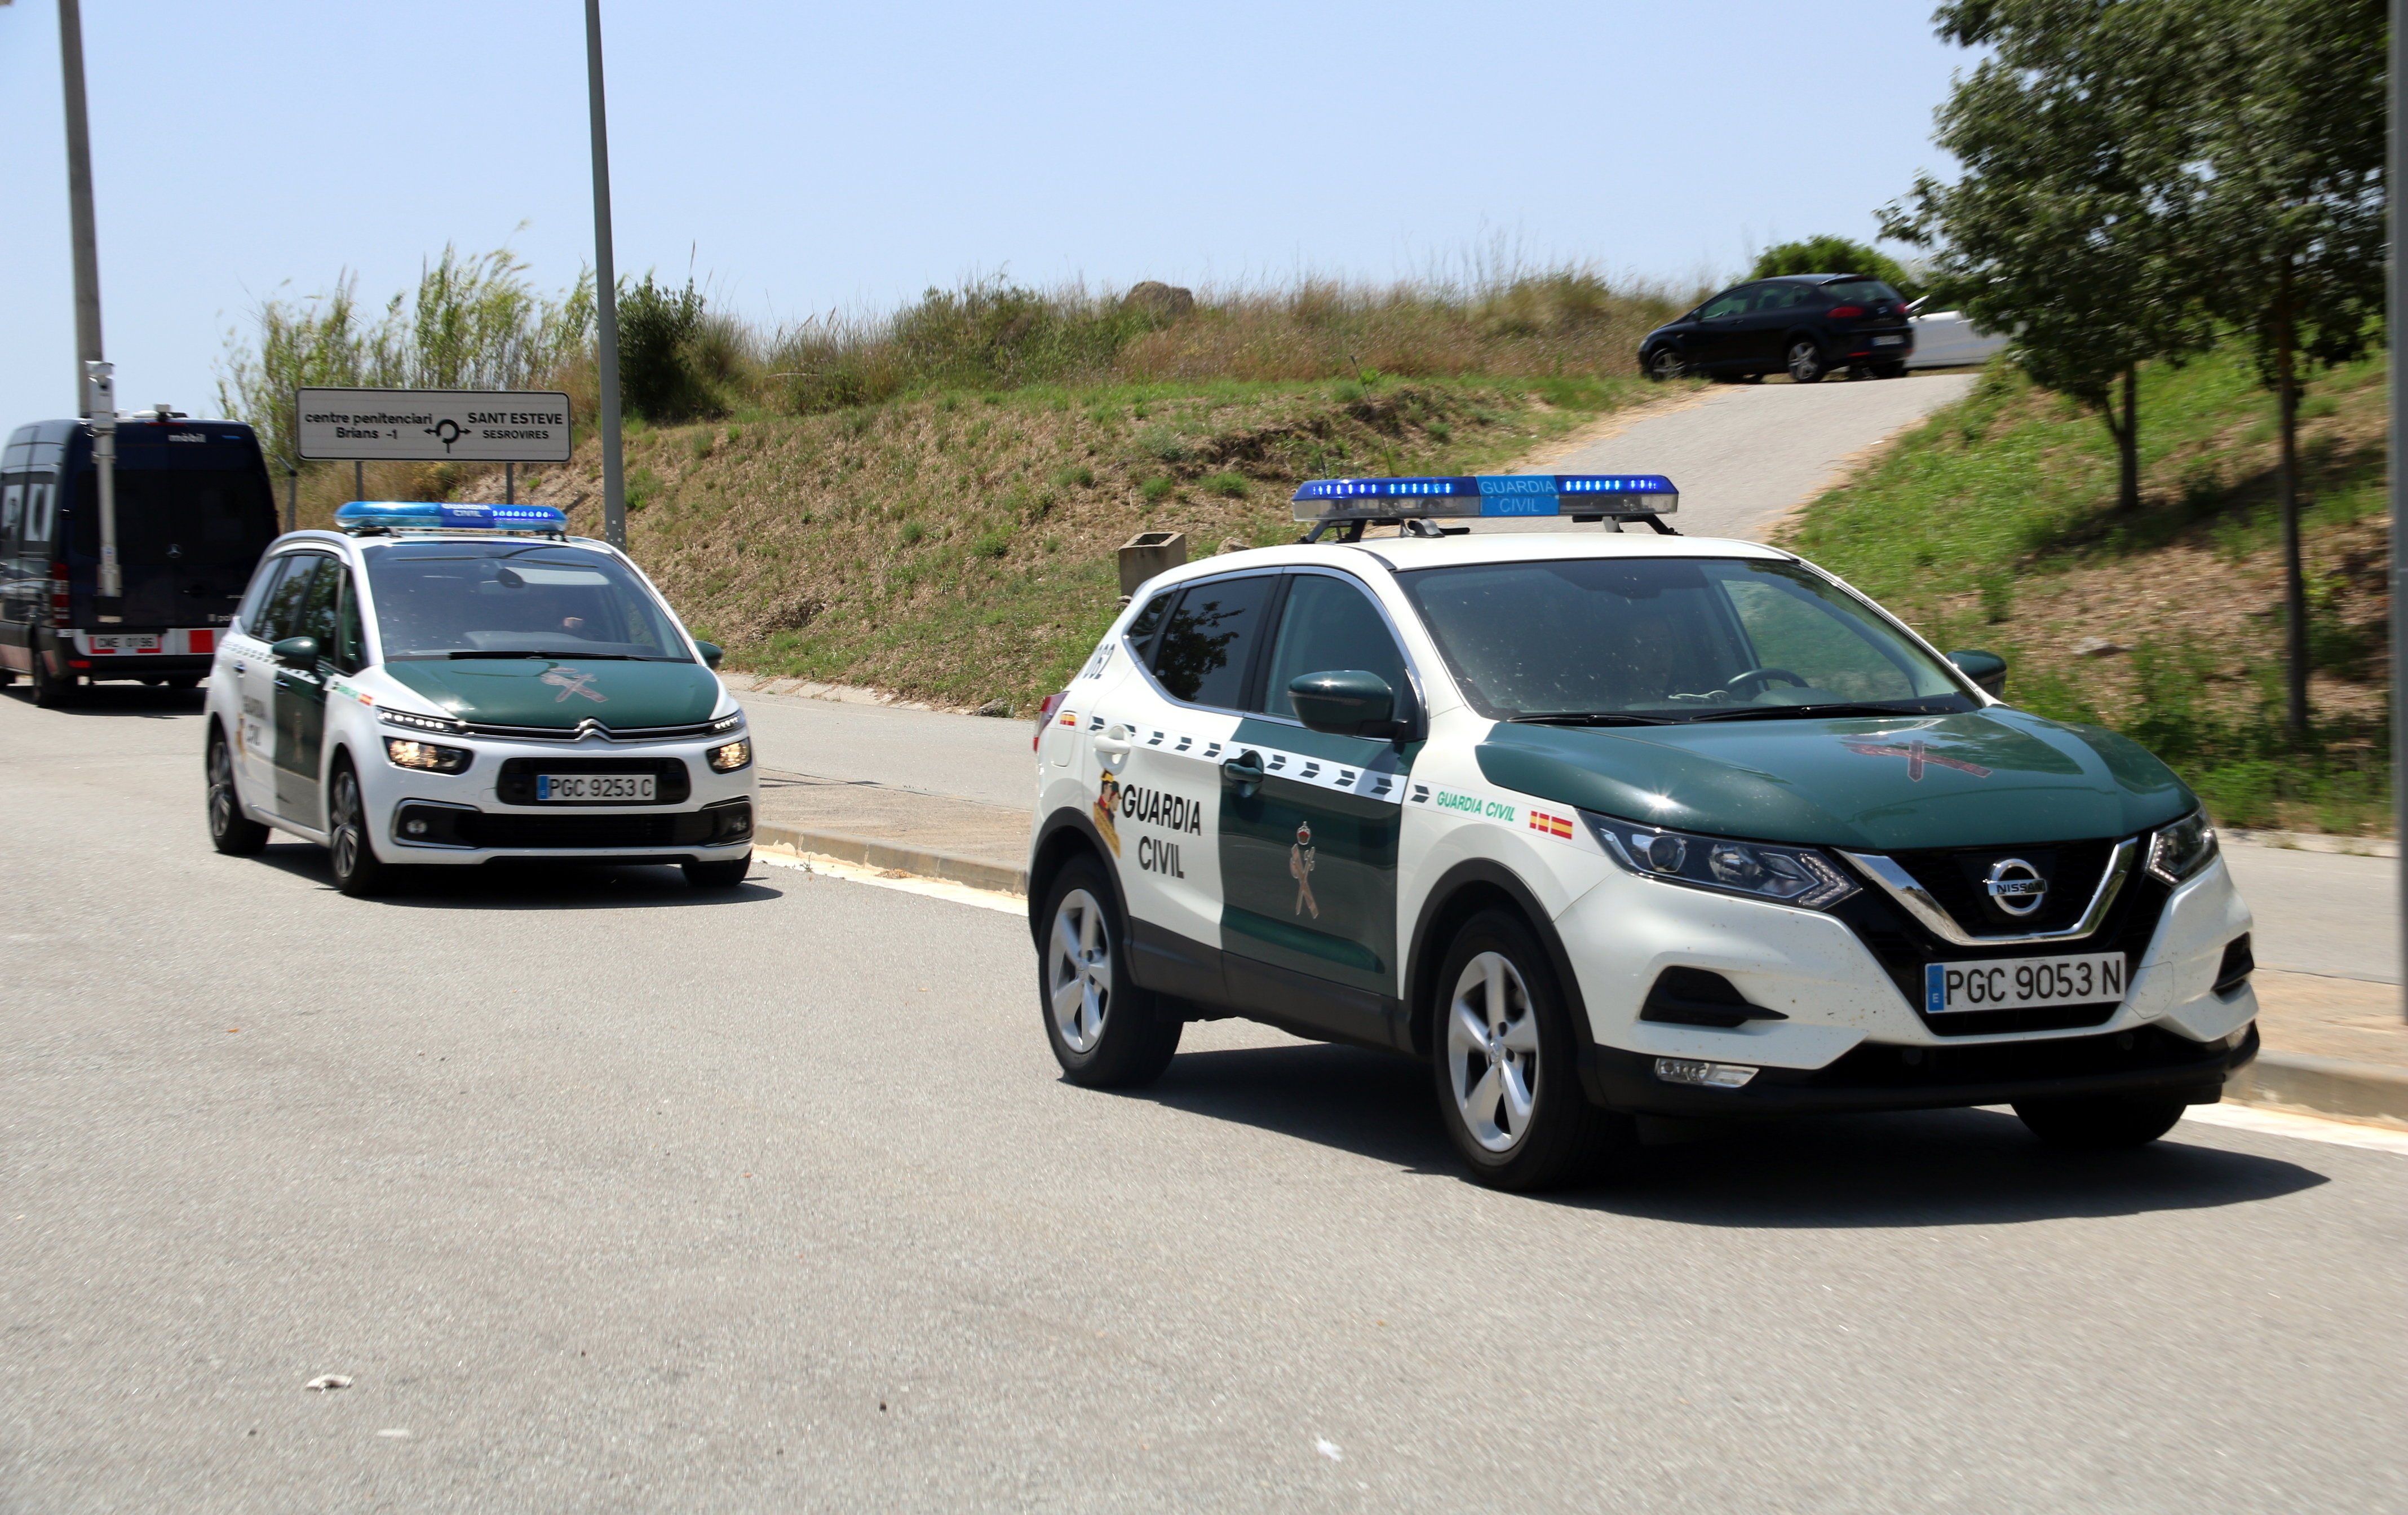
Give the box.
[1481,370,1981,542]
[5,684,2403,1512]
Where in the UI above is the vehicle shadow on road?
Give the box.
[1145,1043,2330,1229]
[246,843,784,909]
[2,684,203,719]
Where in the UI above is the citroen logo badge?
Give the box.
[1985,858,2047,916]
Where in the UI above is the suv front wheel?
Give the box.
[326,758,395,897]
[1431,910,1632,1190]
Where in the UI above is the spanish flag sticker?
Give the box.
[1528,810,1574,840]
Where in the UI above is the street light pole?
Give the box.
[57,0,121,620]
[585,0,627,552]
[2391,0,2404,1024]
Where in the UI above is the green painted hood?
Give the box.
[1475,709,2195,851]
[382,657,720,730]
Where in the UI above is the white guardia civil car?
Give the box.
[203,502,756,896]
[1025,475,2259,1190]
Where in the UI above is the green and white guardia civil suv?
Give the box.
[1024,474,2257,1190]
[202,502,756,896]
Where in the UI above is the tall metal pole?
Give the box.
[585,0,627,551]
[2391,0,2405,1023]
[58,0,121,619]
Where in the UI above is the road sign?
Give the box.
[296,387,573,463]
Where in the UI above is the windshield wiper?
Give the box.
[1678,702,1931,723]
[1504,712,1677,727]
[443,650,640,661]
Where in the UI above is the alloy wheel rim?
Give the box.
[208,743,234,837]
[1446,951,1540,1153]
[331,774,361,880]
[1652,350,1680,379]
[1047,888,1112,1053]
[1789,342,1818,380]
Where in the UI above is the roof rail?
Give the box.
[1290,474,1679,542]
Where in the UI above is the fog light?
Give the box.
[405,818,428,836]
[706,738,752,772]
[1654,1057,1759,1089]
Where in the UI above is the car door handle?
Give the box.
[1221,750,1264,795]
[1092,727,1132,757]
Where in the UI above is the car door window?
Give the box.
[1257,573,1412,721]
[251,554,323,644]
[1124,589,1175,662]
[291,557,344,655]
[1150,575,1275,709]
[1754,284,1810,313]
[333,568,369,672]
[1697,287,1751,321]
[235,554,293,639]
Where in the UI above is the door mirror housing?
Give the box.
[693,640,724,669]
[271,635,319,670]
[1288,670,1398,738]
[1948,649,2008,698]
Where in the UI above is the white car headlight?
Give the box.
[1585,812,1858,911]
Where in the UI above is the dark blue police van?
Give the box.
[2,413,279,705]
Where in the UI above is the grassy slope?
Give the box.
[497,374,1657,710]
[1783,344,2391,833]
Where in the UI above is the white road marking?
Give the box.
[2183,1101,2408,1155]
[756,846,1024,917]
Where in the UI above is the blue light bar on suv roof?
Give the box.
[1290,474,1677,522]
[334,501,569,535]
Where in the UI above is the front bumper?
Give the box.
[360,727,757,865]
[1587,1022,2256,1119]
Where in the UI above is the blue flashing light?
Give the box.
[334,501,569,534]
[1291,474,1677,521]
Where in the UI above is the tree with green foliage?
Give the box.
[2181,0,2387,737]
[1882,0,2215,516]
[1750,236,1922,301]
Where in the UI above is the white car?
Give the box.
[1906,297,2010,369]
[1025,475,2258,1190]
[203,502,756,895]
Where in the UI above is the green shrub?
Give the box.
[1201,471,1249,499]
[619,274,727,422]
[1139,476,1175,502]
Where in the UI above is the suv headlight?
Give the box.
[379,706,464,736]
[708,710,745,735]
[706,738,753,772]
[2146,809,2217,885]
[1584,812,1859,911]
[384,736,472,774]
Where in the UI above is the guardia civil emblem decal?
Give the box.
[1290,822,1318,918]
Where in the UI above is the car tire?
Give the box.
[1038,854,1181,1088]
[1786,340,1827,385]
[1431,909,1634,1191]
[325,758,395,898]
[206,726,271,857]
[29,651,75,708]
[1645,347,1685,382]
[683,854,752,890]
[2012,1094,2188,1150]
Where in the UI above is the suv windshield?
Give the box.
[362,542,691,662]
[1395,556,1974,722]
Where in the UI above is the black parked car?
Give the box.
[1639,273,1914,384]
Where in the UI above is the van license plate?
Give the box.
[88,634,160,652]
[1925,952,2126,1013]
[535,774,654,802]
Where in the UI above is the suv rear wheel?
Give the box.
[206,726,270,856]
[1038,856,1180,1087]
[29,650,75,708]
[1786,339,1828,385]
[1431,910,1632,1190]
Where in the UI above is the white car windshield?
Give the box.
[364,542,692,662]
[1395,556,1976,724]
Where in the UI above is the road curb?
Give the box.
[2225,1050,2408,1130]
[756,824,1029,898]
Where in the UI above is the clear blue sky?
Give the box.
[0,1,1970,427]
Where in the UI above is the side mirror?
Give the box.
[1949,650,2008,698]
[693,640,724,669]
[271,635,319,670]
[1289,670,1398,738]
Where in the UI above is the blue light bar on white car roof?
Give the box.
[334,501,569,534]
[1290,474,1677,522]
